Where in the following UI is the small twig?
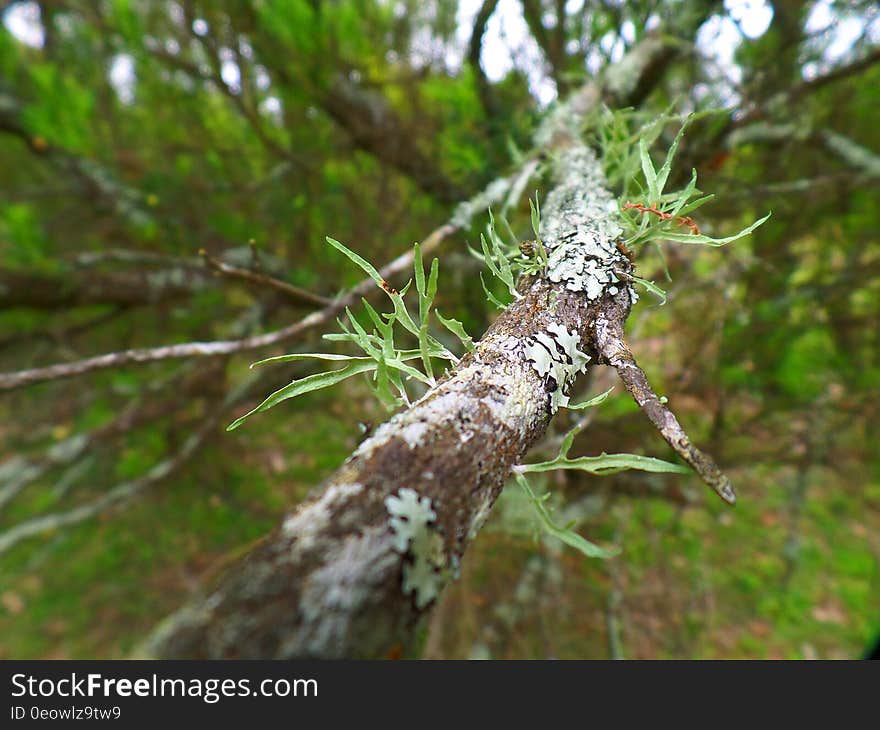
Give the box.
[595,315,736,505]
[0,415,212,556]
[199,248,332,308]
[729,48,880,133]
[0,364,207,510]
[622,201,701,235]
[71,249,202,270]
[0,306,128,352]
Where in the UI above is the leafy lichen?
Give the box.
[524,322,591,412]
[385,488,447,608]
[540,146,630,300]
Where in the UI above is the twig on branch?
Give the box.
[0,306,128,352]
[320,73,467,204]
[622,202,701,235]
[0,423,207,556]
[0,362,224,510]
[0,267,202,310]
[731,47,880,131]
[793,46,880,100]
[71,249,203,270]
[593,313,737,505]
[199,249,333,308]
[467,0,503,123]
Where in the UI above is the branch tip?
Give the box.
[599,325,736,506]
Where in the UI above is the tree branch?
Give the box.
[521,0,567,92]
[0,266,203,310]
[731,46,880,132]
[0,371,254,556]
[318,73,467,203]
[0,362,223,510]
[467,0,502,122]
[199,249,333,308]
[793,46,880,99]
[0,92,151,226]
[593,309,736,504]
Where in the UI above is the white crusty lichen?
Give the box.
[292,526,397,657]
[282,482,364,551]
[541,145,629,301]
[399,420,430,450]
[525,322,591,412]
[385,488,447,609]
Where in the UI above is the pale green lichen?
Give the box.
[524,322,591,411]
[385,488,447,608]
[540,146,630,301]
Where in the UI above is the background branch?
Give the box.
[0,174,515,391]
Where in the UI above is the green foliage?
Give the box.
[514,472,619,559]
[566,386,615,410]
[227,359,379,431]
[594,105,672,199]
[2,0,878,662]
[595,107,771,248]
[0,203,53,269]
[626,272,668,305]
[472,210,522,307]
[525,192,549,274]
[518,405,690,478]
[21,62,95,152]
[775,328,839,401]
[622,113,771,248]
[470,194,548,309]
[590,107,771,305]
[227,238,472,429]
[511,387,689,560]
